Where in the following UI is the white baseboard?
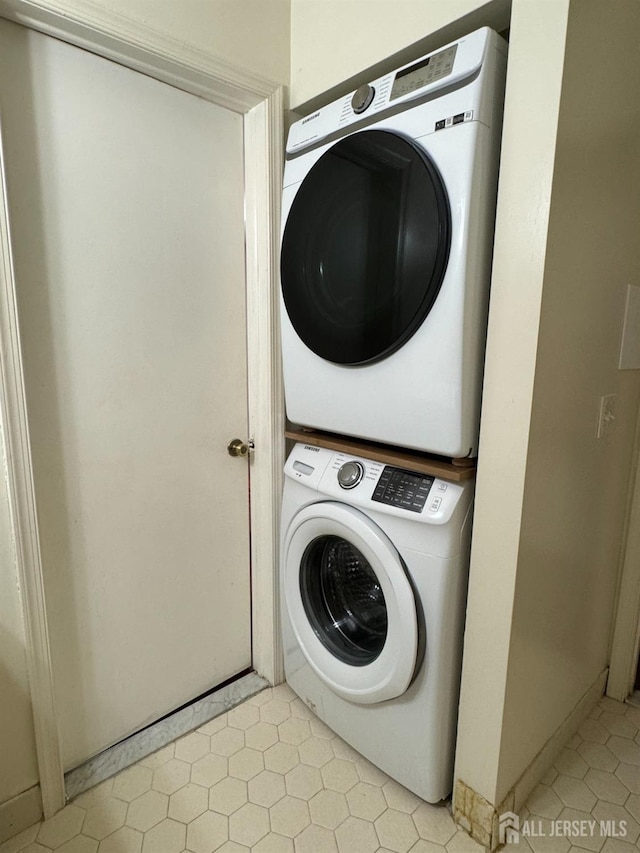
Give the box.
[0,785,42,845]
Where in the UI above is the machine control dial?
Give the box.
[351,84,375,114]
[337,460,364,489]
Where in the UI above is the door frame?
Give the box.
[0,0,284,818]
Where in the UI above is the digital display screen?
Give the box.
[390,44,457,101]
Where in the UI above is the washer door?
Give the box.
[281,129,451,366]
[284,501,419,704]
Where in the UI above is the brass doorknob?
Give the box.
[227,438,249,458]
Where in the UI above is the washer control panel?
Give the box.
[372,466,434,513]
[284,444,472,526]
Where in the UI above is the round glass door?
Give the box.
[300,535,387,666]
[284,502,419,704]
[281,129,451,365]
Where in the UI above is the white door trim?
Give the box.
[0,0,284,818]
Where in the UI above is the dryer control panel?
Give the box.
[287,26,506,156]
[284,443,471,526]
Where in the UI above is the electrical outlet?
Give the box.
[596,394,616,439]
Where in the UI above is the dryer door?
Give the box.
[281,129,451,366]
[283,501,419,704]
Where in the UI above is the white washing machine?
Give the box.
[280,28,507,458]
[281,443,474,802]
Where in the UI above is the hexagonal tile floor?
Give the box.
[3,690,639,853]
[515,697,640,852]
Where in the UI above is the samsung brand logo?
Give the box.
[304,445,320,452]
[302,112,320,125]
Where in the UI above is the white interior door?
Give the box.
[0,19,252,770]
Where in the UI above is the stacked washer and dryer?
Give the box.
[279,28,507,802]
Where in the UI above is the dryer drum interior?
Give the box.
[281,129,452,366]
[299,534,388,666]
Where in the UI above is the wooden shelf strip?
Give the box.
[285,428,476,482]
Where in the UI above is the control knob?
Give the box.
[337,460,364,489]
[351,84,375,114]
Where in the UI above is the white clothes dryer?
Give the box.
[280,28,507,458]
[281,443,474,802]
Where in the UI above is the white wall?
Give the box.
[495,0,640,799]
[91,0,290,86]
[456,0,640,807]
